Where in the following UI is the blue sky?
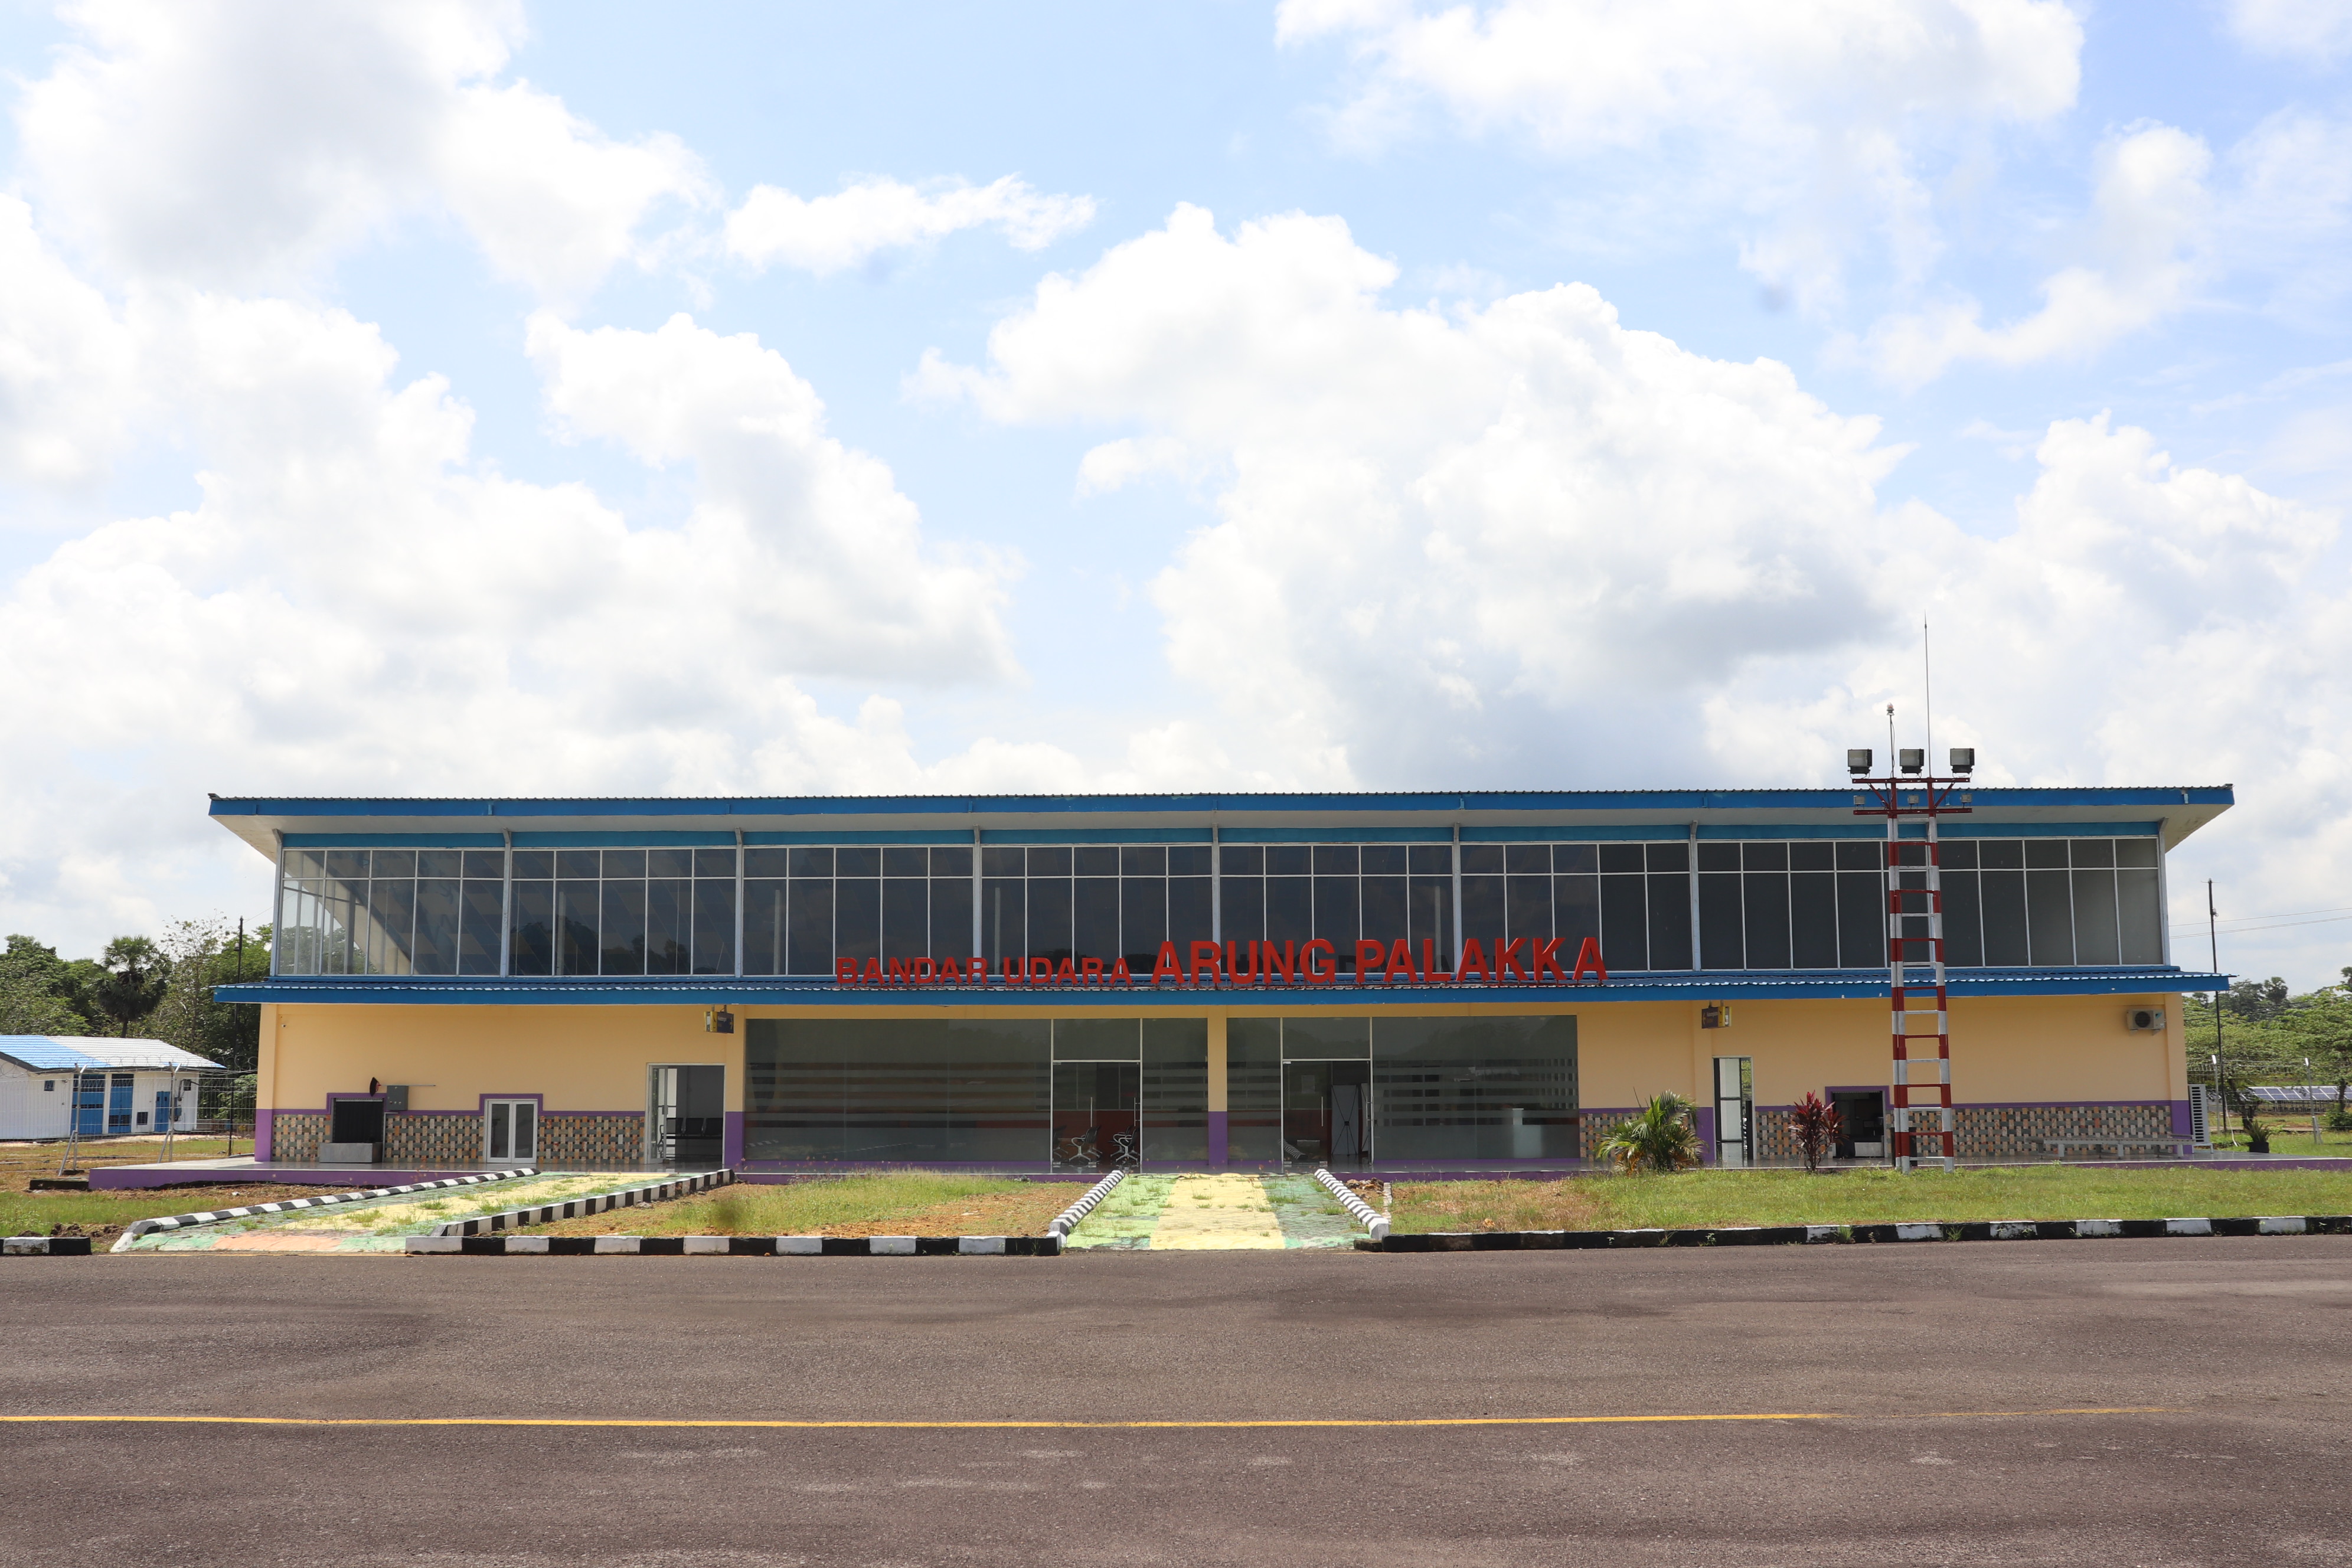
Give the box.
[0,0,2348,985]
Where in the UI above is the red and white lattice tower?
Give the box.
[1856,767,1971,1172]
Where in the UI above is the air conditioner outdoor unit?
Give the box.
[2125,1007,2164,1033]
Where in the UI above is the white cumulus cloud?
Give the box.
[725,175,1095,276]
[2227,0,2352,64]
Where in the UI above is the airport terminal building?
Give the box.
[215,787,2229,1175]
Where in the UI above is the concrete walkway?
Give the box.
[1147,1173,1288,1250]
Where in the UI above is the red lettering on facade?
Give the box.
[1056,957,1076,982]
[1190,941,1223,986]
[1304,939,1337,982]
[1354,940,1383,985]
[1459,939,1491,983]
[1531,939,1565,983]
[1111,958,1134,985]
[1226,941,1259,983]
[1152,942,1182,985]
[1387,937,1420,983]
[1572,937,1608,985]
[887,958,913,985]
[835,958,858,986]
[1082,956,1105,985]
[1423,939,1451,980]
[861,958,885,984]
[1263,941,1297,984]
[1028,957,1052,984]
[1498,937,1530,982]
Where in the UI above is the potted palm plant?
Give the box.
[1597,1093,1702,1174]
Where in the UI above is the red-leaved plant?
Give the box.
[1788,1091,1843,1173]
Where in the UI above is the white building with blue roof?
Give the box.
[0,1036,223,1141]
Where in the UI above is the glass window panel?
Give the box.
[1554,844,1598,874]
[1266,845,1311,876]
[1942,870,1983,966]
[1122,846,1168,876]
[1122,876,1168,968]
[1554,874,1600,961]
[1056,1018,1139,1059]
[1023,847,1072,880]
[1073,876,1120,964]
[1266,876,1313,947]
[2118,869,2162,962]
[929,876,972,963]
[1313,875,1359,960]
[2116,838,2158,868]
[373,850,416,880]
[695,848,736,879]
[1142,1018,1209,1163]
[602,849,646,879]
[1222,845,1265,874]
[1373,1016,1577,1161]
[556,850,599,879]
[1505,876,1553,943]
[1698,874,1743,969]
[1742,842,1788,871]
[2025,839,2068,868]
[285,850,325,877]
[1599,844,1644,874]
[1698,843,1740,873]
[1789,873,1837,967]
[981,846,1024,877]
[556,881,599,975]
[883,847,927,877]
[1409,845,1452,874]
[416,851,460,878]
[692,880,736,975]
[836,876,882,967]
[459,881,504,974]
[2070,839,2115,868]
[1978,868,2027,964]
[1740,873,1789,968]
[1941,840,1978,868]
[2073,868,2121,965]
[1312,845,1357,875]
[413,878,461,975]
[1978,839,2023,869]
[1226,1019,1283,1164]
[1505,844,1551,873]
[1170,877,1214,953]
[461,850,503,880]
[1407,876,1454,958]
[1354,845,1402,876]
[509,881,554,975]
[771,847,821,878]
[1359,875,1407,952]
[1834,841,1879,871]
[648,849,692,879]
[1788,842,1832,872]
[367,878,416,975]
[932,845,972,878]
[646,879,691,974]
[882,877,929,962]
[600,880,646,975]
[1647,842,1689,873]
[1836,871,1884,967]
[1025,874,1072,961]
[982,878,1024,966]
[1460,874,1504,952]
[1647,872,1693,969]
[2026,870,2074,964]
[747,1017,1051,1164]
[325,850,368,879]
[837,847,880,878]
[785,878,827,975]
[1170,845,1211,876]
[1285,1016,1370,1057]
[1601,876,1648,971]
[1223,876,1266,946]
[1074,846,1119,876]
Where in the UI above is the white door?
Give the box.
[485,1099,537,1162]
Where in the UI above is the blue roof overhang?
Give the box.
[205,786,2236,857]
[220,968,2226,1008]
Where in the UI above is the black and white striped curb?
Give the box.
[1361,1214,2352,1251]
[429,1169,731,1237]
[1314,1168,1390,1241]
[1047,1168,1125,1237]
[3,1236,94,1256]
[406,1233,1062,1256]
[110,1168,542,1248]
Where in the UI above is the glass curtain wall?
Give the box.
[1460,842,1690,972]
[976,845,1211,974]
[741,845,974,976]
[276,848,507,975]
[508,849,737,976]
[1219,845,1456,975]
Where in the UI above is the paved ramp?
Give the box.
[1148,1173,1288,1249]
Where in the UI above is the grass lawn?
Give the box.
[1391,1165,2352,1234]
[517,1171,1074,1238]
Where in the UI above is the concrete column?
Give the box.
[1206,1014,1229,1165]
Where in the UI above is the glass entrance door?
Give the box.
[485,1099,537,1162]
[1713,1056,1753,1167]
[1051,1060,1139,1172]
[649,1066,725,1165]
[1285,1060,1372,1170]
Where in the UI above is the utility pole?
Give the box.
[2209,880,2228,1141]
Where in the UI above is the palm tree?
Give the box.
[92,936,168,1037]
[1598,1093,1701,1174]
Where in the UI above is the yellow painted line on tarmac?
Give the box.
[0,1407,2175,1431]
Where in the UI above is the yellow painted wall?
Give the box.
[266,992,2190,1116]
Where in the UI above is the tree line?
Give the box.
[0,920,268,1075]
[2183,973,2352,1131]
